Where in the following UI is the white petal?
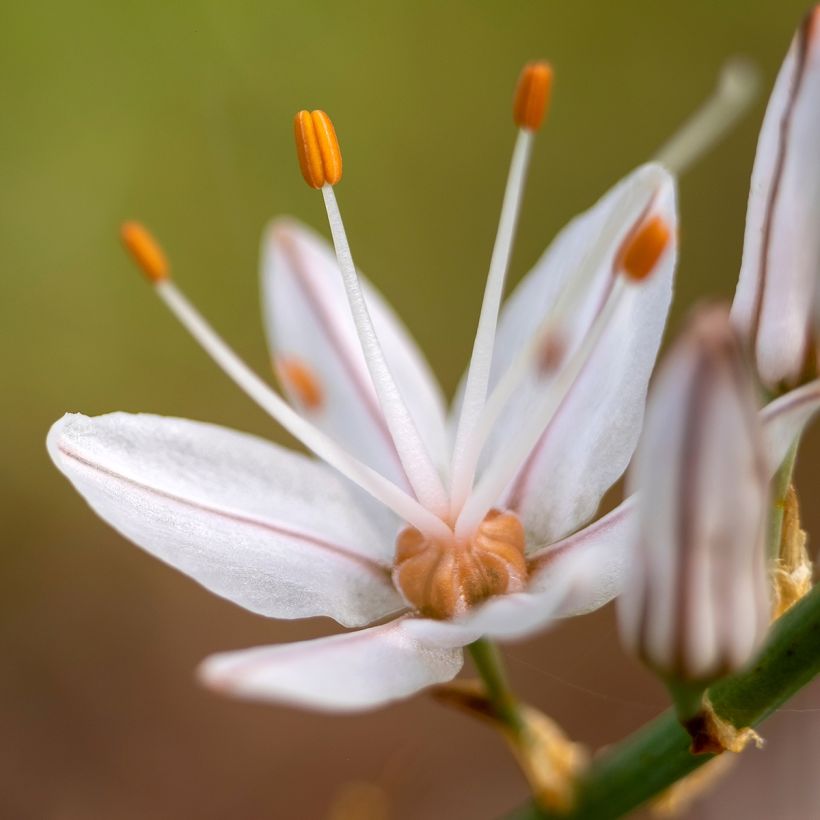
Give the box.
[261,219,449,485]
[731,10,820,388]
[761,377,820,471]
[48,412,403,627]
[474,164,676,544]
[198,617,463,712]
[527,496,637,618]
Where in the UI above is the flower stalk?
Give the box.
[506,579,820,819]
[467,638,526,734]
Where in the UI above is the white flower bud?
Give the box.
[618,306,770,681]
[732,7,820,390]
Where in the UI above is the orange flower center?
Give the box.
[392,509,528,620]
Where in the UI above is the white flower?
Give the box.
[50,153,683,710]
[732,6,820,391]
[618,306,770,681]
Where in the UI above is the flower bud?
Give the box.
[618,305,770,682]
[731,7,820,391]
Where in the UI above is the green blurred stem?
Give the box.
[468,638,525,734]
[665,678,707,723]
[767,439,799,560]
[505,582,820,819]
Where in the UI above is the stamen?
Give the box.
[455,278,629,539]
[654,57,760,175]
[120,223,449,539]
[294,110,343,189]
[618,214,672,281]
[121,222,169,283]
[448,62,551,518]
[295,113,450,518]
[513,61,554,131]
[455,211,673,538]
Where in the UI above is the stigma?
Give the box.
[393,509,528,620]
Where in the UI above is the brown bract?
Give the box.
[393,509,528,620]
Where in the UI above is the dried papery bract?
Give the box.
[618,305,770,684]
[731,5,820,391]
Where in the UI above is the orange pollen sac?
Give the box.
[275,356,324,410]
[513,60,554,131]
[120,222,169,283]
[294,110,343,189]
[392,509,528,620]
[619,214,672,281]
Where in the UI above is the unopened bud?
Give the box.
[618,305,770,682]
[731,5,820,391]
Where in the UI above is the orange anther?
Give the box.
[276,356,324,410]
[294,110,343,189]
[120,222,169,283]
[513,61,553,131]
[619,214,672,281]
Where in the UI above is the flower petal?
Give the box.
[526,496,637,618]
[198,617,463,712]
[262,219,449,486]
[761,377,820,471]
[473,164,676,545]
[48,412,403,627]
[731,9,820,389]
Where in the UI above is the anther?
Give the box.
[513,61,554,131]
[275,356,324,411]
[618,214,672,281]
[294,110,343,189]
[120,222,169,283]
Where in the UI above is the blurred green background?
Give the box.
[2,1,819,817]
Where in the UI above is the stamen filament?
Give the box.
[320,184,451,518]
[154,279,451,539]
[654,57,760,175]
[449,128,535,518]
[455,277,629,538]
[453,170,665,519]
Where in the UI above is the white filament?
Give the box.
[455,169,665,520]
[654,57,760,175]
[455,277,629,538]
[155,279,451,539]
[448,129,535,517]
[321,185,450,518]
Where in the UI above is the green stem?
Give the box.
[664,678,707,723]
[468,638,525,734]
[766,438,799,560]
[505,582,820,819]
